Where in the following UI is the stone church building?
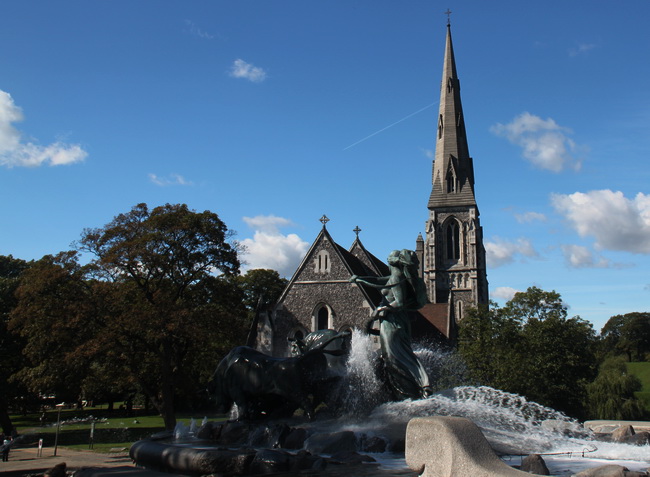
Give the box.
[252,23,488,357]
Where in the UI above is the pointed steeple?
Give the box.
[421,21,488,319]
[428,24,476,208]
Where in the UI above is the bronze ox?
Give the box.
[208,332,348,421]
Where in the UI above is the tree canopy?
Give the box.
[459,287,597,418]
[601,312,650,362]
[586,356,645,420]
[10,203,250,429]
[0,255,31,434]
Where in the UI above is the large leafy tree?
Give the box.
[586,356,645,420]
[75,203,247,429]
[0,255,31,434]
[601,312,650,362]
[237,269,288,311]
[459,287,597,418]
[11,204,248,430]
[10,252,101,402]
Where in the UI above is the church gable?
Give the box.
[288,228,356,284]
[270,224,387,356]
[349,237,389,277]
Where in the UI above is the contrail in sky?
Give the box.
[343,101,438,151]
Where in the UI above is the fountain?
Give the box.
[130,331,650,476]
[130,251,649,476]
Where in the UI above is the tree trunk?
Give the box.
[158,340,178,431]
[0,402,14,436]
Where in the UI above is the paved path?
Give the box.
[0,445,133,476]
[0,445,416,477]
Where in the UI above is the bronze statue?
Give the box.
[350,249,432,401]
[208,331,349,420]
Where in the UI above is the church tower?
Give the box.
[420,23,488,322]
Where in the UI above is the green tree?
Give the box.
[76,203,246,429]
[0,255,31,435]
[459,287,597,418]
[458,302,522,387]
[237,269,288,311]
[9,252,97,403]
[601,312,650,362]
[586,356,645,420]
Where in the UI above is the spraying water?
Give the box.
[329,330,650,472]
[174,330,648,475]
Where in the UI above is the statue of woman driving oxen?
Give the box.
[350,249,433,401]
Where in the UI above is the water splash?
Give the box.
[332,330,650,465]
[338,331,390,414]
[173,421,189,440]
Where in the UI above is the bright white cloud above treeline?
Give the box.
[552,190,650,254]
[0,89,87,168]
[485,237,538,268]
[560,244,622,269]
[240,215,309,277]
[229,59,267,83]
[491,286,519,302]
[491,112,583,172]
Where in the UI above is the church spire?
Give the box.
[428,23,476,208]
[420,21,488,319]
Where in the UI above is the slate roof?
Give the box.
[416,303,452,339]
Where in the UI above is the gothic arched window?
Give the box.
[446,220,460,261]
[313,304,332,331]
[446,171,456,193]
[317,307,329,330]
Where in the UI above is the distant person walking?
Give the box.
[1,437,11,462]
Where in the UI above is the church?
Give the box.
[252,23,488,357]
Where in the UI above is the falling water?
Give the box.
[328,330,650,474]
[338,331,390,413]
[174,330,648,475]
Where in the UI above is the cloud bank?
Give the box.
[240,215,309,277]
[560,244,613,269]
[485,237,538,267]
[491,286,519,302]
[552,190,650,254]
[491,112,583,172]
[229,59,267,83]
[0,90,87,168]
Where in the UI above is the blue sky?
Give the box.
[1,1,649,331]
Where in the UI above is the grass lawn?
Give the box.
[11,405,228,453]
[626,361,650,414]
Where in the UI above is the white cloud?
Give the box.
[485,237,539,268]
[229,59,267,83]
[560,244,612,268]
[551,190,650,253]
[241,215,309,277]
[148,173,193,187]
[184,20,214,40]
[514,211,547,224]
[491,286,519,302]
[0,90,87,168]
[491,112,583,172]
